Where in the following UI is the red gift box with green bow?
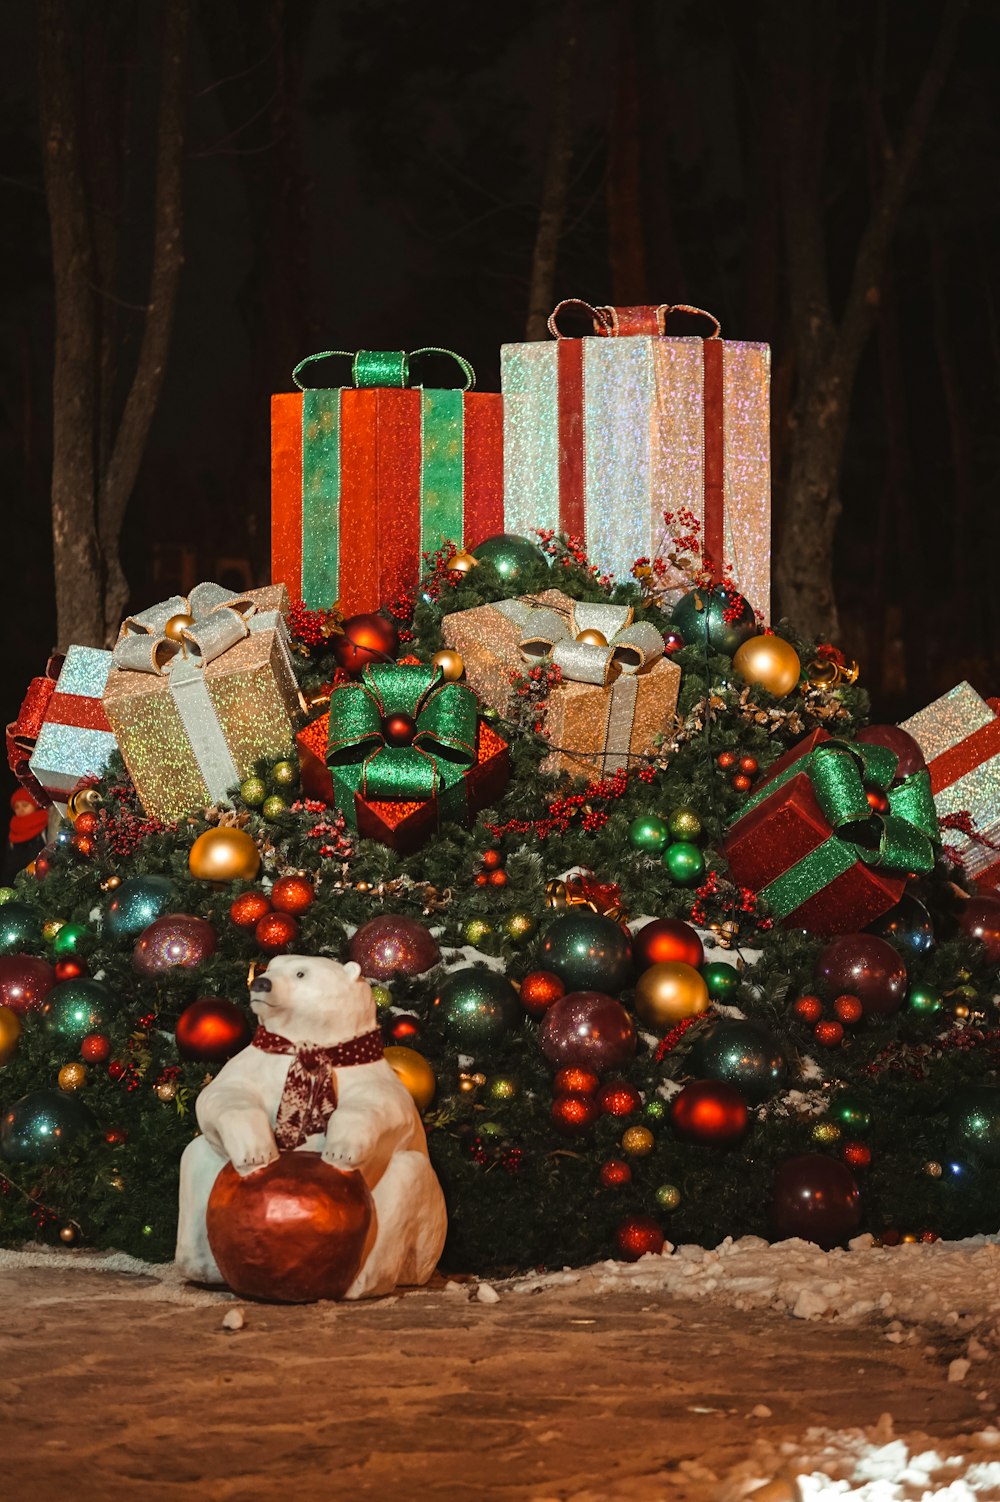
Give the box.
[298,663,509,853]
[724,729,939,936]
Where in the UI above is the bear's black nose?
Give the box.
[250,975,272,993]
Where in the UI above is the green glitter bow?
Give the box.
[731,738,940,920]
[326,664,478,828]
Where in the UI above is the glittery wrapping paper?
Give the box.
[724,730,905,937]
[901,683,1000,879]
[103,585,300,823]
[27,646,117,808]
[441,589,680,778]
[271,385,503,615]
[295,712,509,853]
[500,334,771,619]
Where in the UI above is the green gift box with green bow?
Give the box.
[324,663,509,852]
[724,728,939,936]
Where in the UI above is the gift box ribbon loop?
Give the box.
[546,299,722,340]
[292,347,475,393]
[494,597,664,688]
[733,738,940,920]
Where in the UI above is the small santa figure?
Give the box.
[2,788,48,882]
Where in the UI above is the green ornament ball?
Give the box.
[464,918,493,946]
[41,979,116,1046]
[51,922,90,958]
[690,1019,787,1104]
[832,1095,871,1135]
[671,586,756,657]
[370,984,392,1009]
[503,912,536,942]
[666,806,702,842]
[103,875,179,941]
[949,1086,1000,1166]
[0,1088,94,1164]
[471,532,548,585]
[702,961,740,1001]
[432,968,520,1054]
[271,759,298,789]
[662,841,705,886]
[539,911,633,994]
[655,1184,682,1211]
[644,1098,667,1122]
[478,1121,505,1138]
[628,814,669,854]
[907,984,942,1016]
[489,1075,519,1103]
[0,902,43,955]
[240,776,268,807]
[262,794,288,821]
[0,887,17,906]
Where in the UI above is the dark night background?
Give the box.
[2,0,999,821]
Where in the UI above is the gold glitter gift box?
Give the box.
[102,582,301,822]
[501,300,771,620]
[442,588,680,778]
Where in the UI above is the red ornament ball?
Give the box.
[832,994,864,1025]
[769,1153,861,1248]
[598,1080,641,1118]
[793,994,824,1024]
[107,1060,126,1081]
[81,1032,111,1063]
[671,1080,748,1145]
[919,1229,938,1244]
[854,723,926,779]
[814,1019,844,1047]
[731,773,753,793]
[255,911,300,954]
[958,895,1000,964]
[388,1013,421,1043]
[739,756,759,775]
[842,1140,872,1170]
[271,875,315,916]
[539,991,637,1073]
[600,1158,632,1189]
[333,613,399,674]
[176,997,254,1064]
[554,1066,600,1095]
[104,1127,126,1145]
[615,1216,665,1262]
[551,1092,600,1134]
[206,1151,375,1303]
[632,917,704,974]
[0,955,57,1016]
[662,630,685,657]
[133,914,218,976]
[54,958,86,981]
[72,833,95,857]
[230,891,272,930]
[481,849,503,870]
[382,712,418,747]
[348,914,440,981]
[74,811,99,836]
[816,934,908,1016]
[474,873,488,887]
[865,788,890,814]
[716,750,738,770]
[519,970,566,1019]
[488,869,508,888]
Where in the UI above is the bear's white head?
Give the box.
[248,954,376,1047]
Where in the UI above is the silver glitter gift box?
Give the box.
[901,682,1000,885]
[27,647,117,812]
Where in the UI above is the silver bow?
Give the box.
[494,597,663,684]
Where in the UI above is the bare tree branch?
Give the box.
[526,0,577,341]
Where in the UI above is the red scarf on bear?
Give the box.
[251,1025,384,1149]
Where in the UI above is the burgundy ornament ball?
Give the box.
[631,917,704,974]
[176,998,254,1064]
[670,1080,749,1145]
[538,991,637,1075]
[957,895,1000,965]
[854,724,925,780]
[0,954,57,1017]
[333,613,398,674]
[769,1153,862,1249]
[551,1092,601,1134]
[815,934,907,1016]
[133,914,218,977]
[348,915,440,981]
[615,1216,666,1261]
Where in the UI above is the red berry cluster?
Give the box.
[688,869,762,931]
[488,764,656,842]
[473,848,507,889]
[287,600,338,650]
[96,774,170,857]
[716,749,759,795]
[289,798,354,861]
[467,1133,523,1174]
[654,1012,710,1063]
[536,529,614,590]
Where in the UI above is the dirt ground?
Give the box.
[0,1260,996,1501]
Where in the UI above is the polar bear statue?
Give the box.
[175,954,447,1298]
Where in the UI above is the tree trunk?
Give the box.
[606,0,647,306]
[525,0,577,341]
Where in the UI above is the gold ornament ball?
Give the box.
[58,1062,87,1092]
[371,984,393,1009]
[901,1232,918,1244]
[59,1225,77,1245]
[576,628,608,648]
[43,919,65,941]
[0,1005,22,1065]
[503,912,536,941]
[155,1081,177,1103]
[489,1075,518,1102]
[464,918,493,945]
[188,826,261,883]
[432,649,465,682]
[448,550,480,575]
[655,1183,682,1211]
[101,874,122,892]
[924,1161,943,1178]
[163,611,195,643]
[384,1046,436,1111]
[733,635,802,697]
[811,1121,841,1144]
[622,1125,655,1157]
[634,961,709,1028]
[109,1174,125,1191]
[458,1075,477,1094]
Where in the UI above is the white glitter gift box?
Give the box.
[102,582,302,823]
[26,646,117,812]
[501,300,771,620]
[900,682,1000,888]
